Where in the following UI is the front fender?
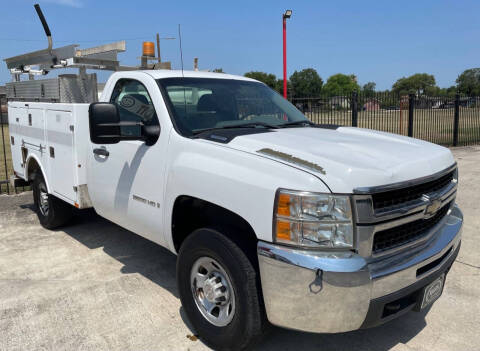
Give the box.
[163,134,330,253]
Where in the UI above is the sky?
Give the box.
[0,0,479,90]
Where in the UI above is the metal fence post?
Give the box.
[453,94,460,146]
[408,93,415,137]
[0,106,9,194]
[351,91,358,127]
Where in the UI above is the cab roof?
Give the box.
[139,69,258,82]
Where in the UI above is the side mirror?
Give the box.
[143,124,161,146]
[89,102,161,145]
[89,102,121,144]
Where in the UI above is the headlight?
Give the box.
[274,189,354,248]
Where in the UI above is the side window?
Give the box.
[110,79,159,137]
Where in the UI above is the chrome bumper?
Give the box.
[257,205,463,333]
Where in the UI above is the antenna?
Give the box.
[178,24,187,117]
[178,24,184,77]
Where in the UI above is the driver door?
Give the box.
[87,78,167,244]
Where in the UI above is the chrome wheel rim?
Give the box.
[38,183,49,216]
[190,256,236,327]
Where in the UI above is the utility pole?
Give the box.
[154,34,175,64]
[156,33,161,63]
[282,10,292,99]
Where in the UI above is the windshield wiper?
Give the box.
[193,122,279,135]
[278,120,315,128]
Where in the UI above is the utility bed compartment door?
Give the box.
[46,110,76,202]
[7,106,28,177]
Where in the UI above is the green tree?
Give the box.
[456,68,480,96]
[212,68,225,73]
[275,79,292,97]
[445,85,458,97]
[289,68,323,97]
[392,73,436,95]
[322,73,360,96]
[362,82,376,97]
[244,71,277,89]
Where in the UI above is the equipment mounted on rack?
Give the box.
[3,4,135,103]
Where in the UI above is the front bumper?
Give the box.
[257,205,463,333]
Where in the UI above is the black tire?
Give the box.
[32,172,73,229]
[177,228,266,351]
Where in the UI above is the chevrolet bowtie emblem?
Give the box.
[425,199,442,218]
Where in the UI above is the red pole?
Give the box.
[283,16,287,99]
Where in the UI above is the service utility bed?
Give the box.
[8,101,92,208]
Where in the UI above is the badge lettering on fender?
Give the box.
[132,194,160,209]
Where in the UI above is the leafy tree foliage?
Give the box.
[212,68,225,73]
[445,85,458,96]
[362,82,376,97]
[392,73,436,95]
[322,73,360,96]
[275,79,292,97]
[456,68,480,96]
[244,71,277,89]
[289,68,323,97]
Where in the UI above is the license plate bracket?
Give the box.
[419,273,445,310]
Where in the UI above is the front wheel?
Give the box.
[32,173,73,229]
[177,228,266,351]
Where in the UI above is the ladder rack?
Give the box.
[5,40,134,76]
[3,4,137,103]
[4,4,136,78]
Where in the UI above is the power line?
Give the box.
[0,37,175,43]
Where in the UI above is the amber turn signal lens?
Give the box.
[276,220,291,241]
[277,193,291,217]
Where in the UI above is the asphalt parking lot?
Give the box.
[1,146,479,351]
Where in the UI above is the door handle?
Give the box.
[93,148,109,157]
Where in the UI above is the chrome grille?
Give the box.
[353,164,458,257]
[372,170,455,212]
[372,201,451,253]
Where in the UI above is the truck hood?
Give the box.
[225,127,455,193]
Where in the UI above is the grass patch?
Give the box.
[305,108,480,146]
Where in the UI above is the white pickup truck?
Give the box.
[8,69,463,350]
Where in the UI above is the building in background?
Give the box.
[329,96,350,110]
[363,98,380,111]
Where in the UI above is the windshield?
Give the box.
[157,78,309,136]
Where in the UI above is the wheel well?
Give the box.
[172,196,258,262]
[26,157,42,181]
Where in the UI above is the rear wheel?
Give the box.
[177,228,266,351]
[32,173,73,229]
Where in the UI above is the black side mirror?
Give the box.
[143,124,161,146]
[89,102,121,144]
[89,102,161,145]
